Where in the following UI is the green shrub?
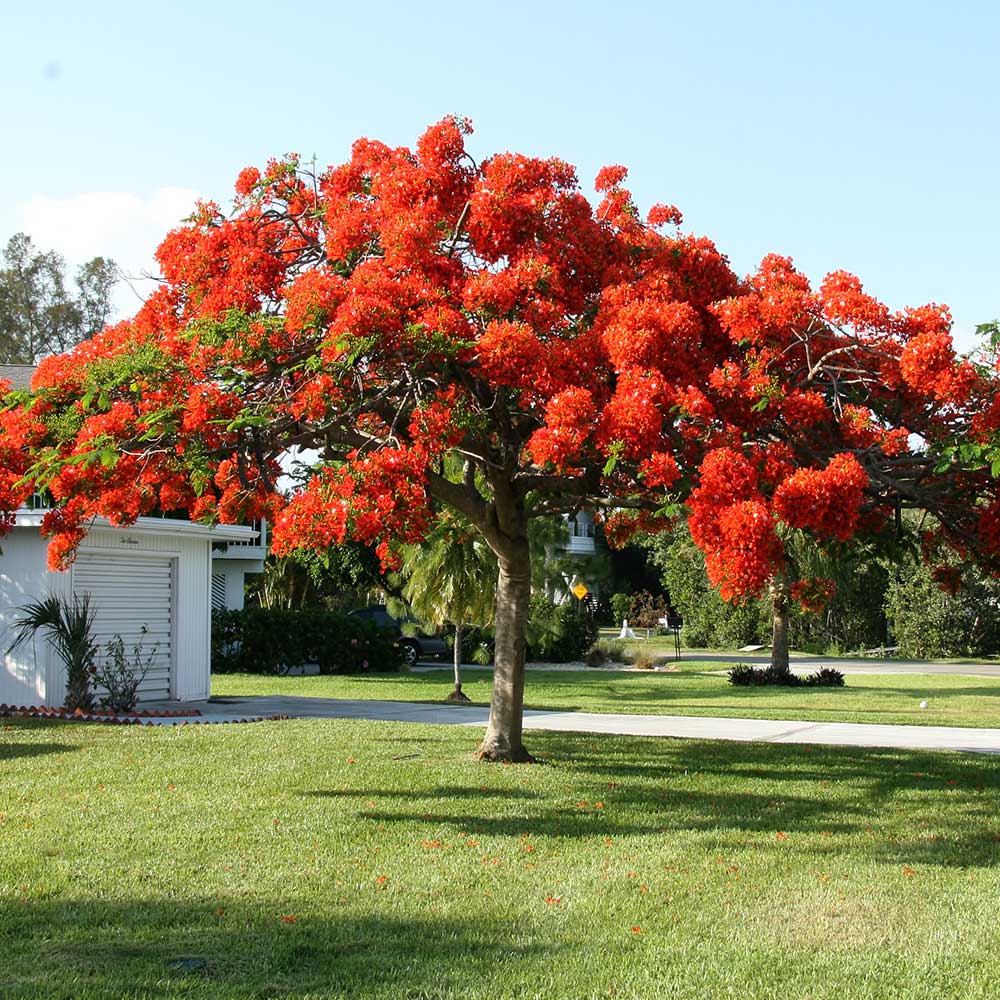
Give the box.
[631,649,657,670]
[585,638,627,667]
[727,663,761,686]
[448,624,495,664]
[96,629,158,712]
[526,595,598,662]
[8,594,100,711]
[884,560,1000,658]
[727,663,807,687]
[646,529,770,649]
[627,590,671,630]
[609,593,631,626]
[803,667,846,687]
[644,523,889,654]
[211,607,402,674]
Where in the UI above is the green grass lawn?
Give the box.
[212,665,1000,729]
[3,716,1000,999]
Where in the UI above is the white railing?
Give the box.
[224,519,267,548]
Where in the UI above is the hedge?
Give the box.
[211,607,402,674]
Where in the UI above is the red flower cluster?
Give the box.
[791,577,836,613]
[773,454,868,541]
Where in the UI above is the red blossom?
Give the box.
[772,453,868,542]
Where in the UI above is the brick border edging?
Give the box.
[0,703,291,725]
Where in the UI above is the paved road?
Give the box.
[143,694,1000,754]
[678,652,1000,677]
[411,655,1000,678]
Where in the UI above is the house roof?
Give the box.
[0,364,36,389]
[14,511,257,542]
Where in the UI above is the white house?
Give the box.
[0,510,260,707]
[565,510,598,557]
[211,519,268,611]
[0,364,267,707]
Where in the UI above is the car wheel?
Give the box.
[400,639,421,666]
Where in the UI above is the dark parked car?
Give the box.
[348,606,449,666]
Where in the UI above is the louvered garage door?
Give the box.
[74,554,174,701]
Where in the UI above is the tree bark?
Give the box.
[769,576,792,676]
[479,538,534,762]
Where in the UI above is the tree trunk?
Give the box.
[446,621,471,703]
[65,671,94,712]
[769,576,792,677]
[479,539,534,762]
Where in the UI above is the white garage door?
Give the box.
[74,554,174,702]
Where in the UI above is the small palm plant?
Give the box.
[7,594,100,711]
[397,513,498,703]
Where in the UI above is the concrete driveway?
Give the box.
[140,693,1000,755]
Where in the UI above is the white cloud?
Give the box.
[17,187,202,320]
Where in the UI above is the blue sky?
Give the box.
[3,0,998,349]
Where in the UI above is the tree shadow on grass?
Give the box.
[0,897,551,999]
[304,786,539,802]
[0,717,89,734]
[304,731,1000,870]
[0,742,79,762]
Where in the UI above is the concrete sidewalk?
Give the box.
[147,694,1000,754]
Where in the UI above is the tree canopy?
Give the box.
[0,233,117,364]
[2,117,999,760]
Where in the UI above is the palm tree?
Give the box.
[7,594,99,710]
[398,513,498,702]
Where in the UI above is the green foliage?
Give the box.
[525,595,598,662]
[728,663,802,687]
[728,663,846,687]
[803,667,846,687]
[727,662,761,686]
[585,638,628,667]
[609,593,631,625]
[646,522,891,654]
[449,624,495,664]
[247,543,389,611]
[211,607,401,674]
[780,529,893,654]
[95,629,158,713]
[646,527,770,648]
[527,514,612,601]
[251,555,317,610]
[7,593,99,710]
[884,559,1000,658]
[397,514,497,630]
[0,233,116,364]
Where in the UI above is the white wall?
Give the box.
[0,531,69,705]
[213,559,263,611]
[0,520,219,706]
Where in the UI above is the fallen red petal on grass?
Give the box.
[280,915,297,923]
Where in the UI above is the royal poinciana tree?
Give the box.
[2,118,999,759]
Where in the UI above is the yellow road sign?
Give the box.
[572,582,589,600]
